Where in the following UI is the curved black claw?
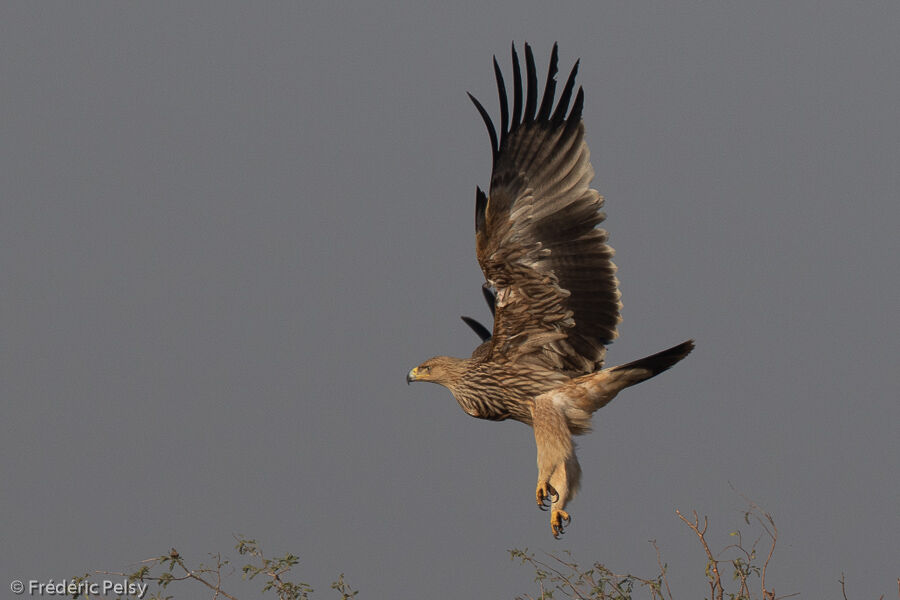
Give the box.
[551,510,571,539]
[538,489,551,511]
[536,482,557,512]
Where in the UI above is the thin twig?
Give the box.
[650,540,673,600]
[676,509,723,600]
[535,554,591,600]
[95,564,241,600]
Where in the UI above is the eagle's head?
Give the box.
[406,356,467,388]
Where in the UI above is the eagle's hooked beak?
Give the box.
[406,367,418,385]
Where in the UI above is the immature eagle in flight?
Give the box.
[407,43,694,537]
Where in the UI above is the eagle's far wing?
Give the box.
[468,43,621,373]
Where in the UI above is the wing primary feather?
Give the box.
[481,282,496,316]
[552,59,579,123]
[511,43,523,127]
[523,43,538,122]
[493,57,509,140]
[467,92,499,161]
[461,316,492,342]
[563,86,585,137]
[537,42,558,121]
[475,186,487,235]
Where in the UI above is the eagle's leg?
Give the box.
[533,394,581,537]
[548,453,581,537]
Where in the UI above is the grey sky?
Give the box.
[2,2,898,599]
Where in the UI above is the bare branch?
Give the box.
[676,509,724,600]
[651,539,673,600]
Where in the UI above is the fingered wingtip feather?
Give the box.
[523,43,538,122]
[552,59,579,123]
[537,43,559,121]
[569,86,585,124]
[496,43,581,135]
[468,92,499,160]
[511,44,523,127]
[493,57,509,139]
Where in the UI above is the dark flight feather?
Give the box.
[467,43,622,374]
[523,44,538,122]
[493,57,509,139]
[537,43,558,121]
[511,44,522,129]
[467,93,498,160]
[552,60,578,123]
[475,187,487,235]
[461,316,492,342]
[481,283,496,316]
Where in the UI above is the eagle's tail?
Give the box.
[565,340,695,424]
[610,339,695,381]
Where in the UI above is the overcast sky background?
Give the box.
[2,2,898,599]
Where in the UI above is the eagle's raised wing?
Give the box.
[468,43,621,374]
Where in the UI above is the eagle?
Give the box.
[407,43,694,538]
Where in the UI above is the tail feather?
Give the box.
[611,339,695,380]
[564,340,695,428]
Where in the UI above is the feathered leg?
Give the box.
[533,394,581,538]
[548,450,581,537]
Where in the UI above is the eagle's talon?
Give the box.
[551,509,571,538]
[536,482,557,511]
